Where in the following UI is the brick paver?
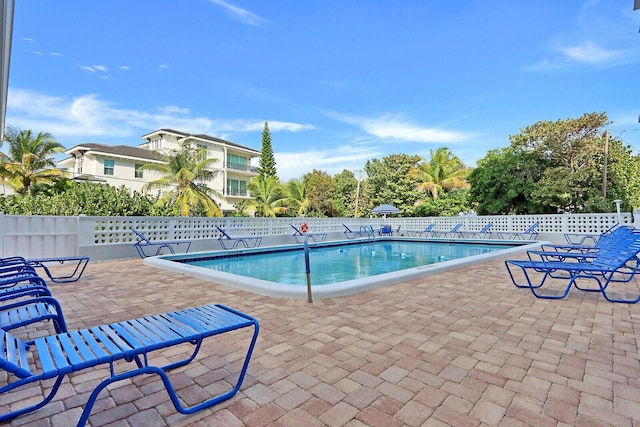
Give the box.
[2,254,640,426]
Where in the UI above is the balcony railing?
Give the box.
[226,189,250,197]
[227,162,258,173]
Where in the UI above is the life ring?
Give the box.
[301,223,309,233]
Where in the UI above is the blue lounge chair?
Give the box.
[406,224,435,237]
[343,224,369,239]
[379,224,393,236]
[343,224,357,239]
[0,295,67,335]
[528,228,639,263]
[431,223,463,238]
[216,226,262,250]
[0,304,259,425]
[542,225,631,254]
[455,223,493,239]
[0,268,67,336]
[504,231,640,303]
[562,224,621,246]
[291,224,327,243]
[0,256,90,283]
[131,228,192,258]
[498,222,539,240]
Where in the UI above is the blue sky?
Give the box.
[6,0,640,180]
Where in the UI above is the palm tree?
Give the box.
[245,175,287,217]
[142,141,223,217]
[409,147,470,199]
[0,127,65,194]
[284,178,310,216]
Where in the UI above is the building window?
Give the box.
[196,143,208,162]
[227,179,247,196]
[150,137,161,150]
[104,159,115,176]
[227,154,247,171]
[135,163,143,178]
[75,156,84,174]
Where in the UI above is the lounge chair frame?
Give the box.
[505,229,640,303]
[1,304,259,425]
[406,224,435,237]
[0,256,89,283]
[291,224,327,243]
[131,228,192,258]
[455,223,493,239]
[216,226,262,249]
[498,222,539,240]
[430,224,463,238]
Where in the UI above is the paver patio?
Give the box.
[2,254,640,426]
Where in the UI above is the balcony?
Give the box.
[226,188,250,197]
[227,162,259,173]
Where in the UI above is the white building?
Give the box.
[59,129,261,214]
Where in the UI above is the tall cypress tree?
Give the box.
[258,121,278,180]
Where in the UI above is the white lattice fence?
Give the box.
[0,212,635,260]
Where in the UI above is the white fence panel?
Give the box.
[0,212,635,261]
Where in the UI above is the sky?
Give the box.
[5,0,640,181]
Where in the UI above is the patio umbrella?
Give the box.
[371,203,400,218]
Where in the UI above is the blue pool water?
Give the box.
[183,241,517,286]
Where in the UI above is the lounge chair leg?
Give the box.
[0,375,65,423]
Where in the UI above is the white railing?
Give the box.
[0,212,634,261]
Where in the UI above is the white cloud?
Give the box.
[78,64,108,73]
[526,42,639,71]
[208,0,269,26]
[50,52,63,57]
[6,89,315,147]
[158,105,191,115]
[561,42,629,65]
[275,145,380,181]
[330,112,474,144]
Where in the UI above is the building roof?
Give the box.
[63,143,164,162]
[141,128,261,155]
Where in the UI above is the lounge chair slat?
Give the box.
[77,329,112,364]
[56,334,86,367]
[67,330,101,365]
[131,315,186,342]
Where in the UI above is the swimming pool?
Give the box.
[144,238,539,299]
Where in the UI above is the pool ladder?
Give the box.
[360,225,376,243]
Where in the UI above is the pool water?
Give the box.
[185,241,516,286]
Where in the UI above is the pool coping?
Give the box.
[143,237,544,300]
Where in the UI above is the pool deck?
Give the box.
[3,254,640,426]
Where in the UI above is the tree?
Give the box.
[141,141,222,217]
[303,169,337,217]
[283,178,310,216]
[408,147,470,199]
[512,112,610,212]
[469,112,639,214]
[468,146,548,214]
[332,170,359,217]
[364,153,422,216]
[0,127,65,194]
[257,121,278,181]
[245,175,287,217]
